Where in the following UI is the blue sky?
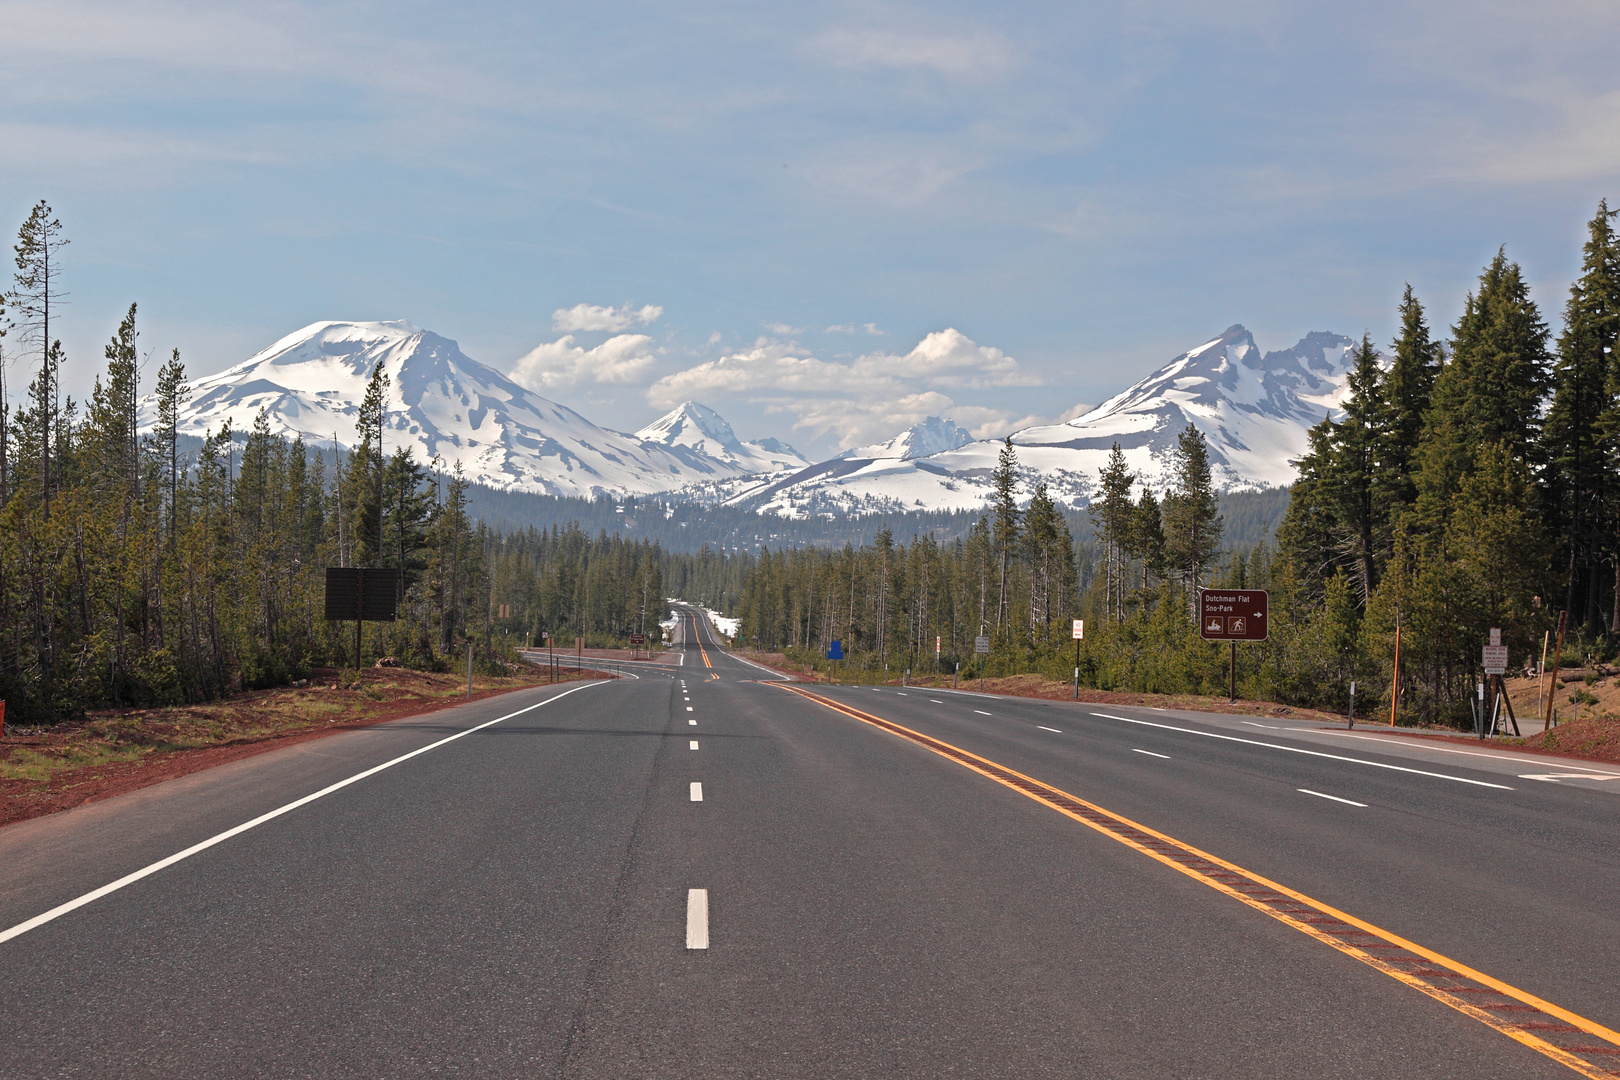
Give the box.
[4,0,1619,458]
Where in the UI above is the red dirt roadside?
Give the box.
[0,665,601,830]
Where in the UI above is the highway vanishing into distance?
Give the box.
[3,605,1619,1077]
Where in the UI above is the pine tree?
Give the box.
[1329,333,1387,601]
[351,363,390,564]
[1414,249,1551,527]
[1548,199,1620,629]
[88,303,140,499]
[1161,423,1222,611]
[8,202,67,518]
[1383,285,1440,513]
[152,349,189,546]
[1130,487,1165,592]
[1089,444,1135,621]
[990,437,1021,632]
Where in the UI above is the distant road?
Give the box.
[3,603,1617,1077]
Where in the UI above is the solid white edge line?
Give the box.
[725,650,789,680]
[0,681,603,946]
[1038,726,1063,733]
[690,782,703,802]
[1090,712,1512,789]
[1300,728,1620,775]
[1131,748,1171,759]
[686,888,709,949]
[1299,788,1368,807]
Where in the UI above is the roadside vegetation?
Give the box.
[729,201,1620,737]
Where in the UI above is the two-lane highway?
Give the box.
[2,604,1616,1077]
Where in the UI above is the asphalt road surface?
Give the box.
[3,604,1618,1078]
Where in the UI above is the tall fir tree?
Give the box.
[1382,285,1440,514]
[1413,249,1550,529]
[1547,201,1620,629]
[1089,444,1135,621]
[1161,423,1222,611]
[8,202,67,518]
[990,437,1021,631]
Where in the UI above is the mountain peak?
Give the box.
[636,401,742,452]
[636,400,808,476]
[138,320,771,499]
[845,416,975,461]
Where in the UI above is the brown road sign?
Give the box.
[1199,589,1268,641]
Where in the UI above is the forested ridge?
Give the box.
[733,202,1620,727]
[4,200,1616,728]
[0,203,735,723]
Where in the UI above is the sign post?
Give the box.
[827,640,844,684]
[630,632,647,660]
[974,634,990,692]
[1198,590,1269,703]
[1482,629,1517,737]
[324,567,402,671]
[1072,619,1084,700]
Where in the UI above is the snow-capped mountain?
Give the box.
[728,325,1356,517]
[138,320,766,499]
[840,416,975,461]
[636,401,809,474]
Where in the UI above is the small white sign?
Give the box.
[974,635,991,654]
[1072,619,1085,640]
[1482,645,1509,675]
[1489,627,1502,647]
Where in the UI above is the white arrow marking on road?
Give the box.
[1519,772,1620,783]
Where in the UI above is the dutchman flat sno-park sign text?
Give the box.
[1199,590,1269,641]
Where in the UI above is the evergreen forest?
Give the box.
[732,201,1620,727]
[4,199,1616,729]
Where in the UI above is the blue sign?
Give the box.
[827,640,844,660]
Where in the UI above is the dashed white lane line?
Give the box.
[1299,788,1368,807]
[974,710,992,716]
[897,692,908,696]
[930,699,943,704]
[689,740,700,750]
[690,782,703,802]
[1241,721,1281,729]
[686,706,693,712]
[1131,748,1171,759]
[0,681,605,946]
[686,889,709,950]
[1090,712,1513,789]
[689,719,697,725]
[1038,726,1063,733]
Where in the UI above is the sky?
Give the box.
[3,0,1619,459]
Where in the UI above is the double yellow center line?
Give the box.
[772,683,1620,1079]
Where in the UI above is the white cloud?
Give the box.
[551,303,664,333]
[807,26,1016,82]
[864,323,885,335]
[764,321,804,335]
[826,323,857,333]
[511,333,659,390]
[647,327,1041,447]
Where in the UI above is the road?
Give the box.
[2,603,1618,1078]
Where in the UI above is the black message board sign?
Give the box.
[324,567,403,622]
[1198,589,1268,641]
